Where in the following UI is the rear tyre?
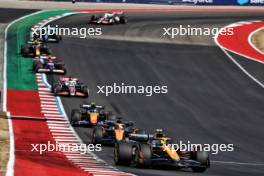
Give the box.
[136,143,151,167]
[34,63,42,73]
[91,127,103,144]
[81,85,89,98]
[55,35,62,43]
[61,67,67,75]
[33,60,38,71]
[90,15,96,22]
[70,109,80,126]
[52,84,61,95]
[119,16,127,24]
[114,142,133,166]
[21,45,29,57]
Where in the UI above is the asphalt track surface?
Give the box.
[6,8,264,176]
[44,11,264,176]
[0,8,37,23]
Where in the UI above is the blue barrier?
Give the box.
[64,0,264,6]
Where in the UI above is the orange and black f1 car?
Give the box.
[114,129,210,173]
[91,117,136,145]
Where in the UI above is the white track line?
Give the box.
[211,160,264,166]
[41,104,58,108]
[42,107,59,111]
[215,21,264,89]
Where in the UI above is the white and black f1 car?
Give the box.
[33,55,66,74]
[52,77,89,97]
[90,12,127,25]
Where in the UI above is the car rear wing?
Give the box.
[81,104,104,109]
[129,133,149,142]
[27,40,43,44]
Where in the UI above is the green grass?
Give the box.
[7,10,72,90]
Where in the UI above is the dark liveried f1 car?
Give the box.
[33,55,66,74]
[91,117,136,145]
[90,12,127,25]
[70,103,111,126]
[21,40,51,57]
[52,77,89,97]
[33,27,62,43]
[114,129,210,173]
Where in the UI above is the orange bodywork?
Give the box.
[36,48,40,56]
[114,129,125,141]
[89,112,99,124]
[161,145,180,161]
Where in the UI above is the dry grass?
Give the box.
[0,115,9,174]
[251,28,264,54]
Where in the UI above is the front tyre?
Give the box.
[119,16,127,24]
[70,109,80,126]
[91,127,103,144]
[191,151,209,173]
[136,143,151,167]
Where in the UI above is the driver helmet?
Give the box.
[115,123,124,130]
[155,129,165,138]
[90,102,96,109]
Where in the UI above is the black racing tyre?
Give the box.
[34,63,42,72]
[62,68,67,75]
[136,143,152,167]
[41,45,50,54]
[102,111,113,120]
[91,127,103,144]
[119,16,127,24]
[21,45,29,57]
[81,85,89,98]
[70,109,80,126]
[33,60,38,70]
[90,15,96,22]
[52,83,61,94]
[70,109,80,125]
[191,151,209,173]
[55,35,60,43]
[114,142,133,166]
[59,66,67,75]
